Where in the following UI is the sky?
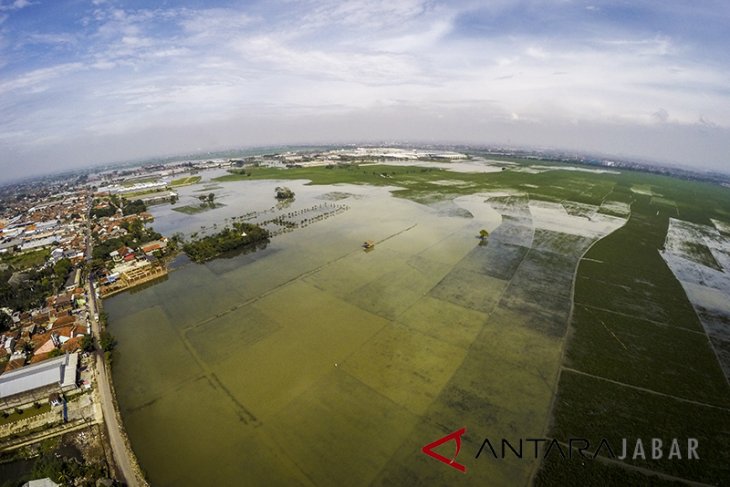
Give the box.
[1,0,729,181]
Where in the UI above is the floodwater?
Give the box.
[105,176,624,486]
[661,217,730,379]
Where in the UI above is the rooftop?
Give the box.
[0,352,78,399]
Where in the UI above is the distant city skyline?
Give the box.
[1,0,729,182]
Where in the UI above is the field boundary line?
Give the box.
[575,303,708,336]
[561,367,730,412]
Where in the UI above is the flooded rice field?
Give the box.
[105,178,627,486]
[661,217,730,379]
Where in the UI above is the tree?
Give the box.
[100,330,116,352]
[81,334,95,353]
[53,259,71,279]
[90,206,116,219]
[0,312,11,332]
[479,229,489,239]
[275,187,294,200]
[122,218,145,241]
[207,192,215,204]
[90,258,107,273]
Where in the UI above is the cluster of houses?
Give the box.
[0,287,89,375]
[0,190,93,380]
[97,241,169,298]
[91,210,154,240]
[0,178,169,404]
[0,192,88,260]
[89,208,169,297]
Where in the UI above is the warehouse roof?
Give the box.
[0,352,78,399]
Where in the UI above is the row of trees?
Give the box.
[182,222,270,263]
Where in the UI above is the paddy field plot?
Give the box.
[539,182,730,486]
[103,163,730,487]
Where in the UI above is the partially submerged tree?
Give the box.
[275,186,295,200]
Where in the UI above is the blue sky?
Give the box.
[1,0,729,181]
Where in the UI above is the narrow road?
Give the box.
[87,279,142,487]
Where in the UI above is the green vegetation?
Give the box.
[122,198,147,215]
[0,248,50,270]
[536,442,687,486]
[0,265,67,312]
[172,203,225,215]
[90,205,116,218]
[91,219,162,259]
[182,222,270,263]
[0,312,10,332]
[117,188,164,199]
[30,445,108,486]
[81,334,95,352]
[197,193,216,206]
[226,168,251,177]
[100,330,116,352]
[545,371,729,485]
[170,175,202,186]
[567,304,729,405]
[680,241,722,270]
[53,258,72,279]
[538,176,730,485]
[0,403,51,426]
[275,186,295,200]
[214,162,617,206]
[91,197,146,218]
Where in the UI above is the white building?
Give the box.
[0,352,78,401]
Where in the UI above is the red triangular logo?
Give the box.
[421,427,467,473]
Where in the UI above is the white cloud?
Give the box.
[295,0,431,30]
[0,63,83,95]
[0,0,33,12]
[1,0,730,180]
[525,46,549,60]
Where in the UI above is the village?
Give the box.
[0,176,176,485]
